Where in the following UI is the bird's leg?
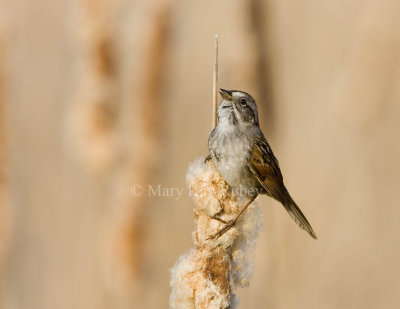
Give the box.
[208,195,257,239]
[204,154,212,163]
[210,201,229,224]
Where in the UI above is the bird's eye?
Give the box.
[239,98,247,106]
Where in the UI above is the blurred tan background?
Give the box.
[0,0,400,308]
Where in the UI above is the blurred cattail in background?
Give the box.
[68,0,120,175]
[67,0,172,306]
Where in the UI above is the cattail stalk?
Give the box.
[170,38,262,308]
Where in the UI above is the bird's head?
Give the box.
[218,89,259,127]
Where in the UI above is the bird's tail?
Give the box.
[282,192,317,239]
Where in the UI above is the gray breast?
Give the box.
[209,125,259,191]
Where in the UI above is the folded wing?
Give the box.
[249,139,317,239]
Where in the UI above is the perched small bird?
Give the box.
[208,89,317,239]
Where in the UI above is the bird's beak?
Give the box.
[219,88,233,101]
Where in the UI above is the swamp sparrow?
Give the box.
[208,89,317,239]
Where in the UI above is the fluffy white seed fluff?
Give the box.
[169,158,263,309]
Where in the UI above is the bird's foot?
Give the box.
[208,219,237,240]
[210,214,228,224]
[204,154,212,164]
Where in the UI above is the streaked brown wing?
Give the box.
[249,139,285,201]
[249,138,317,239]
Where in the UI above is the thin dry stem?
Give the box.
[212,35,219,129]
